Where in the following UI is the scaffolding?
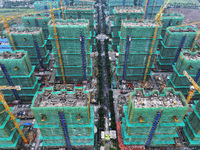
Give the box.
[121,88,188,147]
[0,51,40,102]
[31,87,94,148]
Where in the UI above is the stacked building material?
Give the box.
[183,101,200,146]
[167,50,200,99]
[157,26,198,70]
[48,19,92,82]
[6,28,50,69]
[64,5,96,46]
[31,87,94,149]
[22,14,52,49]
[34,1,61,18]
[0,105,22,149]
[115,20,162,81]
[121,88,188,147]
[0,51,40,103]
[111,7,144,49]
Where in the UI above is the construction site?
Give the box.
[0,0,200,149]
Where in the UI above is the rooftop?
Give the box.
[9,28,41,34]
[114,7,143,13]
[24,14,50,17]
[49,19,89,26]
[168,27,197,32]
[122,21,159,27]
[131,89,185,108]
[35,1,57,4]
[32,88,89,107]
[182,51,200,60]
[0,51,25,59]
[162,13,183,17]
[66,5,94,10]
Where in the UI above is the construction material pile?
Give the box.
[132,90,183,108]
[34,89,89,107]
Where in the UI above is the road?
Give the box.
[113,89,121,122]
[97,0,110,132]
[97,0,111,149]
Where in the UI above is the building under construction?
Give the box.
[107,0,165,18]
[0,103,22,149]
[1,0,200,149]
[48,19,93,83]
[6,28,50,69]
[64,5,96,46]
[110,6,144,49]
[0,50,40,103]
[168,50,200,99]
[157,26,198,70]
[34,1,61,18]
[121,88,188,147]
[183,100,200,146]
[31,87,94,149]
[22,14,52,49]
[112,20,162,81]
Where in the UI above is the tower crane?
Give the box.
[183,71,200,104]
[49,3,66,84]
[0,86,28,144]
[143,0,171,83]
[60,0,65,19]
[1,15,16,51]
